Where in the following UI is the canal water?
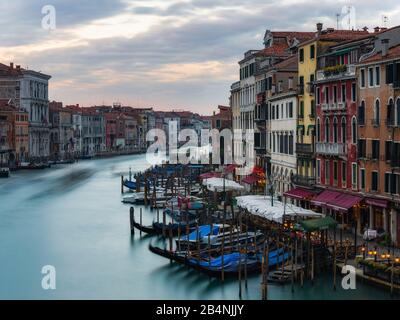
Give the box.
[0,154,396,299]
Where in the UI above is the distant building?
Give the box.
[0,63,51,161]
[0,99,29,166]
[81,108,106,156]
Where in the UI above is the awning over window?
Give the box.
[242,175,259,185]
[326,194,363,212]
[284,188,315,200]
[311,190,342,207]
[224,164,238,174]
[365,198,388,209]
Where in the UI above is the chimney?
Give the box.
[374,26,380,33]
[327,27,335,33]
[9,62,13,69]
[316,22,323,33]
[381,39,389,57]
[16,65,21,70]
[362,26,369,32]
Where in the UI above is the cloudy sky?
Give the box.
[1,0,399,114]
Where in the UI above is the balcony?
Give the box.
[316,64,356,82]
[292,174,316,188]
[316,142,347,156]
[321,102,346,112]
[296,143,314,155]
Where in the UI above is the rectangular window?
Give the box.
[316,159,321,183]
[333,161,338,185]
[386,63,394,84]
[299,48,304,62]
[333,86,337,103]
[325,87,329,103]
[342,162,347,187]
[352,163,357,189]
[351,83,356,102]
[369,67,374,87]
[375,66,380,86]
[385,172,391,193]
[325,160,330,184]
[385,140,392,161]
[360,69,366,88]
[310,45,315,59]
[372,140,380,160]
[289,102,293,118]
[360,168,366,191]
[316,87,320,104]
[371,171,378,191]
[341,84,346,103]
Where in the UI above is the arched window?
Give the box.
[352,117,357,144]
[374,99,380,125]
[341,117,346,143]
[388,98,394,126]
[333,117,338,143]
[316,118,321,142]
[396,98,400,126]
[325,118,330,143]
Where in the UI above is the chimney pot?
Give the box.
[317,23,323,33]
[374,26,380,33]
[381,39,389,57]
[363,26,369,32]
[9,62,13,69]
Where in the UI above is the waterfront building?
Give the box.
[357,37,400,246]
[66,105,83,158]
[0,63,51,162]
[0,100,29,166]
[230,81,241,159]
[237,30,314,177]
[81,109,106,157]
[295,24,369,190]
[265,55,298,198]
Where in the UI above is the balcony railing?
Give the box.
[316,64,356,81]
[296,143,314,155]
[321,102,346,112]
[291,174,316,188]
[386,118,396,127]
[316,142,347,156]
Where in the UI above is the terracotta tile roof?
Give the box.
[299,30,370,47]
[271,31,315,42]
[273,55,298,70]
[361,44,400,64]
[256,42,290,57]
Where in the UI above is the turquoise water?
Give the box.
[0,154,396,299]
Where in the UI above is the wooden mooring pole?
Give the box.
[129,207,134,235]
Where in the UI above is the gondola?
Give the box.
[132,216,197,236]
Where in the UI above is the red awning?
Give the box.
[224,164,238,174]
[199,172,221,180]
[283,188,315,200]
[311,190,342,207]
[365,198,388,208]
[242,175,259,185]
[326,194,363,213]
